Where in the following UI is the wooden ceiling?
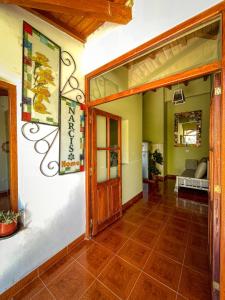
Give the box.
[0,0,132,43]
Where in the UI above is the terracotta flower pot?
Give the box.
[0,222,17,237]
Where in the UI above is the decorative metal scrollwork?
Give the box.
[21,123,59,177]
[21,50,85,177]
[61,51,85,103]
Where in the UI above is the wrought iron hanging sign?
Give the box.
[59,97,85,175]
[21,22,85,177]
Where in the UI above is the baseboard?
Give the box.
[122,192,143,212]
[0,190,10,197]
[165,175,176,180]
[143,176,165,183]
[0,233,85,299]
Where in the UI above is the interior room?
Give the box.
[0,1,225,300]
[0,89,10,211]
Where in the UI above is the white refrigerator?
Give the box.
[142,142,149,179]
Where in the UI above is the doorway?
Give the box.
[90,108,122,236]
[0,80,18,212]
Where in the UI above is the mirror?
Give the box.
[174,110,202,147]
[0,89,10,211]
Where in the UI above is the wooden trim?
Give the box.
[87,62,221,107]
[85,2,224,83]
[122,192,143,212]
[0,80,18,212]
[85,107,91,238]
[220,11,225,300]
[0,233,85,299]
[0,89,8,96]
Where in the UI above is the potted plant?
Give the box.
[149,149,163,181]
[0,210,21,237]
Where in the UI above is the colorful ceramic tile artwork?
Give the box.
[22,22,61,125]
[59,97,85,174]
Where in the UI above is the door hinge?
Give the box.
[214,185,221,194]
[213,281,220,291]
[215,87,221,96]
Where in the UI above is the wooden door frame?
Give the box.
[91,108,122,236]
[0,80,18,212]
[85,4,225,297]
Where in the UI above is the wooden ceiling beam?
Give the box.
[0,0,132,24]
[25,8,86,43]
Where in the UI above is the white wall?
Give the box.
[83,0,221,74]
[0,5,85,293]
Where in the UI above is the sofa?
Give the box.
[174,158,209,192]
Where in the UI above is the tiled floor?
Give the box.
[12,180,211,300]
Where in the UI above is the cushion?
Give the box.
[194,161,207,179]
[181,169,196,178]
[199,157,208,163]
[185,159,198,170]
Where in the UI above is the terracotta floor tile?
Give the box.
[148,211,169,222]
[98,256,140,299]
[179,266,211,300]
[190,223,208,237]
[188,234,208,252]
[128,206,151,217]
[155,237,186,263]
[172,209,192,220]
[167,217,190,231]
[144,252,182,291]
[176,295,187,300]
[191,214,208,225]
[68,239,93,259]
[48,261,94,299]
[94,230,127,253]
[184,248,209,273]
[31,288,54,299]
[76,242,113,276]
[80,280,119,300]
[157,205,174,215]
[40,255,75,286]
[129,273,176,300]
[131,227,158,249]
[161,225,188,244]
[13,278,44,300]
[123,212,145,225]
[110,219,138,237]
[117,239,151,269]
[140,218,164,234]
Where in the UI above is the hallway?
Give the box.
[13,180,210,300]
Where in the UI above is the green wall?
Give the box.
[142,77,211,176]
[143,88,164,144]
[98,94,143,204]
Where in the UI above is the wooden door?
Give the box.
[209,72,221,299]
[91,108,122,236]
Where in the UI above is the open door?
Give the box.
[90,108,122,236]
[209,72,221,299]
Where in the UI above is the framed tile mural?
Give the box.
[22,22,61,126]
[59,97,85,174]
